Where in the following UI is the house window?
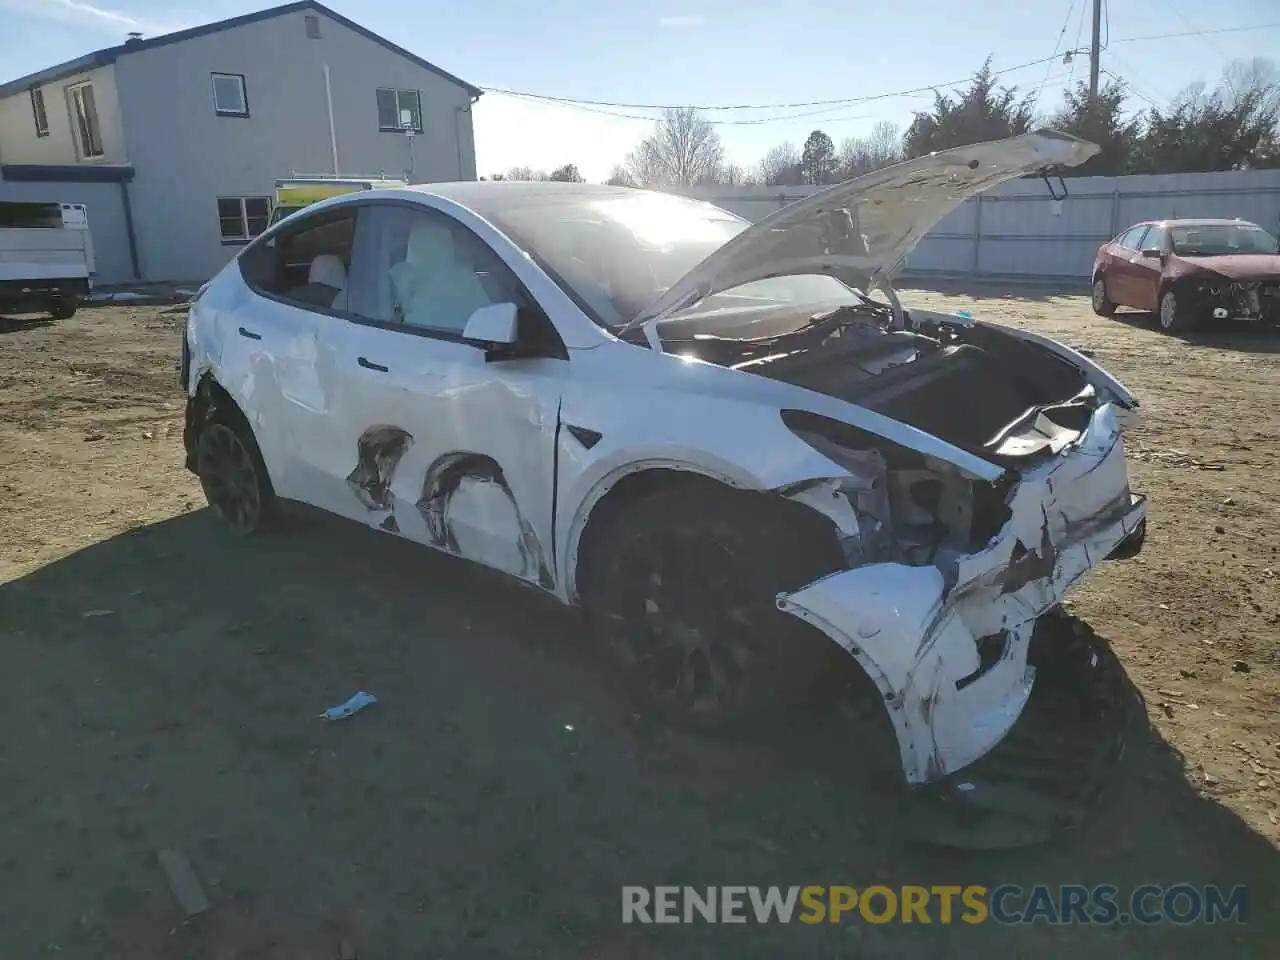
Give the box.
[376,88,422,132]
[212,73,249,117]
[67,82,104,159]
[30,87,49,137]
[304,14,321,38]
[217,196,271,243]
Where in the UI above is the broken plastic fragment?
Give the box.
[320,691,377,721]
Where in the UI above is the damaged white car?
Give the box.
[182,130,1146,788]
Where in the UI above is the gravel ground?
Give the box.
[1,288,1277,958]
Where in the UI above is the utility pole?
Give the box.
[1088,0,1103,100]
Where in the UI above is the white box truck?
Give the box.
[0,201,95,319]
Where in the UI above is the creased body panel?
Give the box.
[777,403,1148,784]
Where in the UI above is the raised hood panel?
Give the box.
[627,130,1099,327]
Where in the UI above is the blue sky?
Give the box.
[1,0,1277,181]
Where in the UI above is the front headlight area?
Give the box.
[780,410,1012,570]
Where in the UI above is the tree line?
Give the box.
[485,57,1280,187]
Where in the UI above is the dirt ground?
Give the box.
[1,288,1278,958]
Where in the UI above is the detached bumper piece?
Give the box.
[1105,514,1146,560]
[897,613,1139,850]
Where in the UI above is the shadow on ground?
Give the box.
[0,313,55,333]
[1,512,1276,958]
[902,278,1090,303]
[1106,310,1280,354]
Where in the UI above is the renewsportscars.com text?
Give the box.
[621,884,1248,925]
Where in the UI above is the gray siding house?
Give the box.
[0,2,481,283]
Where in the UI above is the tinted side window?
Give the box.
[1117,226,1147,250]
[1142,226,1167,252]
[240,210,358,312]
[348,205,527,335]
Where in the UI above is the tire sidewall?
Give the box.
[196,420,269,535]
[1159,288,1182,331]
[582,486,843,730]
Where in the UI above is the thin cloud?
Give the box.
[0,0,172,34]
[659,15,705,28]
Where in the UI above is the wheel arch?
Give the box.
[184,373,275,496]
[565,462,843,607]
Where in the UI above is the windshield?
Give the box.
[1170,223,1278,256]
[478,191,856,327]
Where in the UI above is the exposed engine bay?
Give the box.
[649,296,1120,572]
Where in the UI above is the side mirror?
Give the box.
[1140,247,1163,259]
[461,302,519,348]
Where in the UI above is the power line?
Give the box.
[1110,21,1280,45]
[480,20,1280,117]
[1166,0,1232,61]
[1103,49,1171,108]
[1101,68,1163,111]
[1030,0,1079,108]
[483,52,1064,112]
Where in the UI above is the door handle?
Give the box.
[357,356,389,372]
[238,326,262,340]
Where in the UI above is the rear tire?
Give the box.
[1158,287,1195,333]
[582,484,846,731]
[1090,276,1116,317]
[195,419,274,536]
[49,296,78,320]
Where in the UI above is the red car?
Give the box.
[1091,218,1280,332]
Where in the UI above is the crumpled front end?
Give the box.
[776,401,1146,784]
[1177,275,1280,324]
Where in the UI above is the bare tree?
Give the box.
[756,141,802,185]
[505,165,549,181]
[624,107,725,188]
[838,121,904,178]
[605,165,637,187]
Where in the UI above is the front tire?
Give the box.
[1158,287,1195,332]
[1091,276,1116,317]
[196,420,273,536]
[583,485,845,731]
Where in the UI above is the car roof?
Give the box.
[400,180,664,219]
[1131,218,1261,229]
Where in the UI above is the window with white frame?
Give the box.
[30,87,49,137]
[212,73,249,117]
[67,82,104,159]
[217,197,271,242]
[376,88,422,132]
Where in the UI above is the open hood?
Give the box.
[622,130,1099,331]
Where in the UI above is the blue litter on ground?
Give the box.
[320,691,377,721]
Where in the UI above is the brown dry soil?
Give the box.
[1,288,1278,958]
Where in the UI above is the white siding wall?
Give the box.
[0,64,127,166]
[113,9,476,281]
[680,169,1280,283]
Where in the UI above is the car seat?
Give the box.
[388,219,491,331]
[306,253,348,309]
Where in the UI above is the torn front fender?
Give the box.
[776,402,1148,784]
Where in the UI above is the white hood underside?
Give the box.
[626,130,1100,329]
